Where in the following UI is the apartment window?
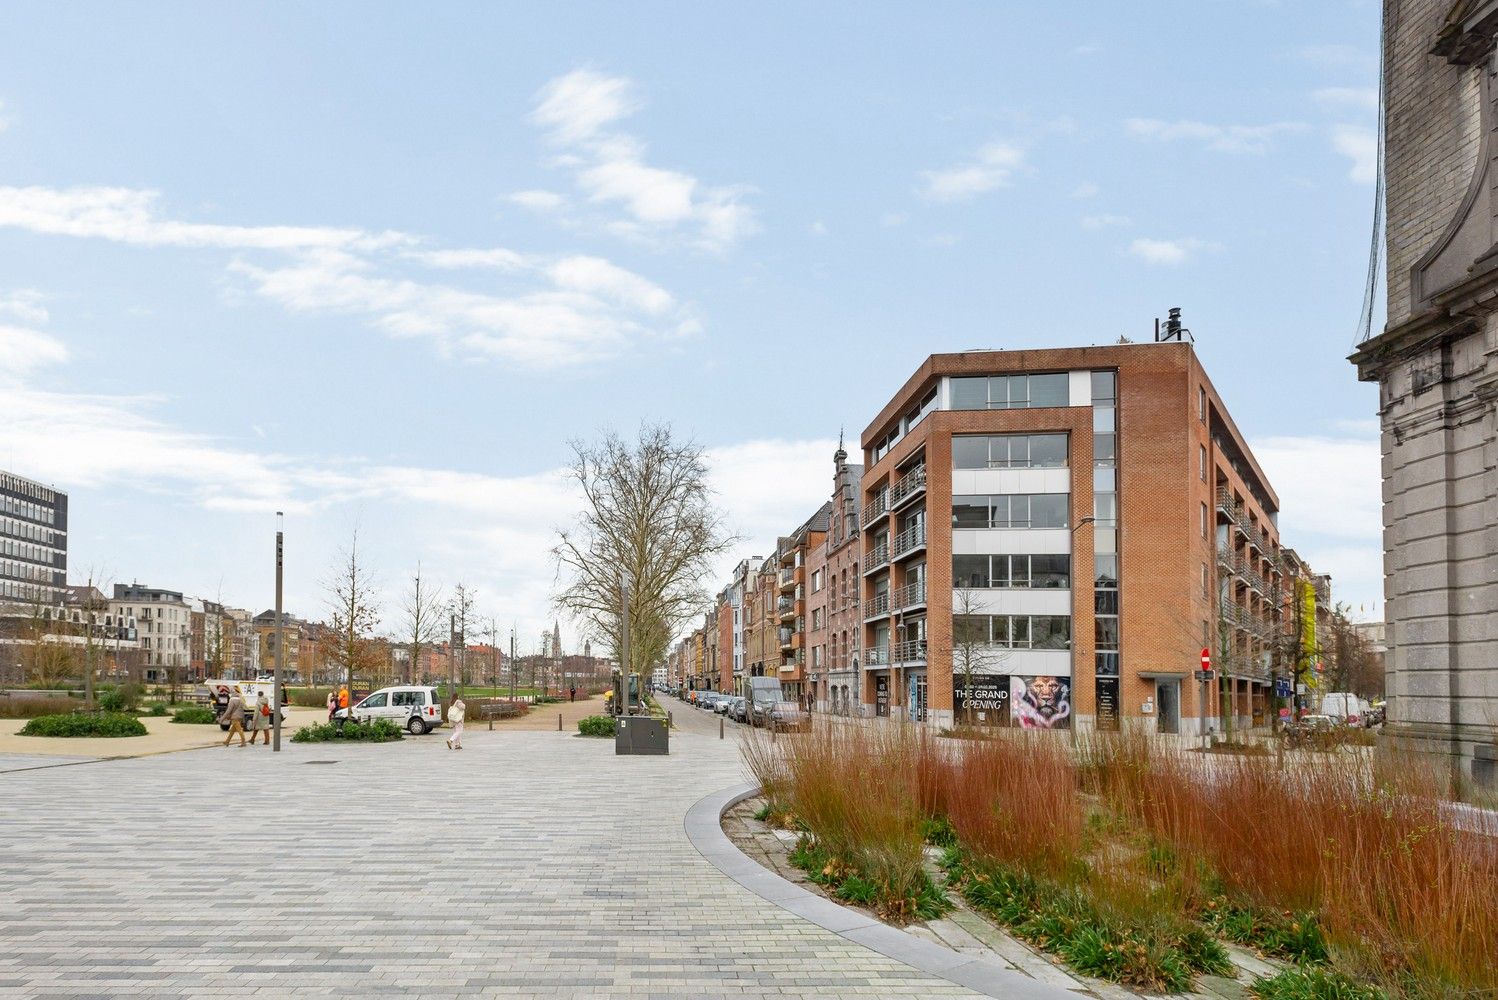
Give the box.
[952,494,1069,529]
[952,554,1070,589]
[951,373,1069,410]
[811,569,823,593]
[1200,501,1208,538]
[1201,562,1209,597]
[954,614,1071,649]
[903,387,938,432]
[1198,386,1206,421]
[952,433,1068,469]
[1199,444,1207,481]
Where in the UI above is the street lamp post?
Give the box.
[1069,516,1096,744]
[272,511,284,752]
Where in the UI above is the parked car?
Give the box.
[768,701,809,732]
[335,685,442,734]
[729,696,748,723]
[748,676,782,727]
[714,695,734,715]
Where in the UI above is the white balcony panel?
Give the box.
[1068,370,1092,406]
[951,469,1071,495]
[955,589,1072,617]
[1001,648,1074,678]
[952,528,1071,555]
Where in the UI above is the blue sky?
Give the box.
[0,2,1385,649]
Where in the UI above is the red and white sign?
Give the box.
[1200,648,1211,670]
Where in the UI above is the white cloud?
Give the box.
[0,325,68,373]
[1071,182,1101,199]
[0,185,406,251]
[809,220,828,237]
[0,182,696,369]
[0,289,49,325]
[508,189,566,211]
[1331,124,1377,184]
[1128,237,1207,265]
[528,69,757,251]
[918,142,1025,202]
[1314,87,1378,112]
[1082,213,1131,230]
[1124,118,1308,154]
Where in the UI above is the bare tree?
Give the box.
[553,423,733,682]
[448,582,475,691]
[952,587,1007,727]
[398,562,444,685]
[325,529,382,699]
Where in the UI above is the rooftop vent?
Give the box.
[1155,307,1194,343]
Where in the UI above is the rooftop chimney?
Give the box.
[1156,307,1193,343]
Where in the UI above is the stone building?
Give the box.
[1350,0,1498,789]
[806,439,863,714]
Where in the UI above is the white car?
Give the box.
[336,685,443,734]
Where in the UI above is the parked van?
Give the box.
[335,685,442,734]
[1320,692,1368,727]
[748,676,783,727]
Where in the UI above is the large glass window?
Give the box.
[950,373,1070,410]
[952,437,989,469]
[1031,554,1070,588]
[952,554,1071,589]
[953,555,989,588]
[951,377,988,409]
[1032,616,1071,649]
[953,434,1068,469]
[952,496,989,529]
[1029,373,1068,407]
[1029,494,1069,528]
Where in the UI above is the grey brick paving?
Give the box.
[0,717,984,998]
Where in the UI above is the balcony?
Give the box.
[778,565,803,592]
[866,645,890,667]
[864,542,890,574]
[779,627,794,649]
[861,492,889,527]
[892,523,927,559]
[777,597,802,621]
[1216,545,1233,571]
[889,464,927,511]
[864,591,890,621]
[1215,487,1236,521]
[892,580,927,611]
[893,639,928,664]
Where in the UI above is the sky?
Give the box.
[0,2,1386,654]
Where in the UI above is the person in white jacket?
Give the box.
[447,695,465,750]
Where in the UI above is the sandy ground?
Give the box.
[0,705,328,758]
[479,693,608,732]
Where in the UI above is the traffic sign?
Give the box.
[1198,648,1214,681]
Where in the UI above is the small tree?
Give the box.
[325,529,381,698]
[952,587,1006,726]
[398,562,444,685]
[448,582,475,692]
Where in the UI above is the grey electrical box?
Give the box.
[615,716,669,755]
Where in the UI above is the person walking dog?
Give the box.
[446,695,465,751]
[251,691,272,746]
[220,691,246,747]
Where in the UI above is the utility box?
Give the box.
[615,715,668,756]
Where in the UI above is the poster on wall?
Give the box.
[1011,675,1072,729]
[1095,676,1120,731]
[954,675,1010,725]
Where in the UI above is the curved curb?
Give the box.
[685,783,1077,1000]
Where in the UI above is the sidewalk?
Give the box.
[0,705,326,759]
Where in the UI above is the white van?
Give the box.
[336,686,442,734]
[1320,692,1367,727]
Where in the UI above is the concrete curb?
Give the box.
[685,783,1078,1000]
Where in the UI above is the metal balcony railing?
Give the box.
[892,523,926,558]
[1215,487,1236,520]
[866,645,890,666]
[865,542,889,572]
[889,464,927,510]
[893,639,928,664]
[777,596,795,616]
[892,580,927,610]
[861,492,889,526]
[865,591,890,619]
[778,627,794,648]
[778,566,796,588]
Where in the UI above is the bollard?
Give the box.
[668,711,673,730]
[489,713,493,731]
[719,715,724,740]
[558,712,563,732]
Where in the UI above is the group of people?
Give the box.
[325,687,349,721]
[219,690,274,747]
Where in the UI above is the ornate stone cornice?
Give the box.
[1433,0,1498,64]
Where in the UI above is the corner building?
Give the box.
[859,342,1283,735]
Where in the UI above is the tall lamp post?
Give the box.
[1069,516,1096,745]
[272,511,284,752]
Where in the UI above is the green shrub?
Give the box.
[577,715,614,738]
[920,814,958,848]
[97,683,142,713]
[171,706,218,725]
[145,703,169,717]
[789,835,950,923]
[18,712,148,738]
[290,719,403,743]
[1252,968,1387,1000]
[946,850,1230,993]
[1200,897,1328,964]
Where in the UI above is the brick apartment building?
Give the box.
[775,505,830,709]
[857,335,1286,735]
[806,440,863,714]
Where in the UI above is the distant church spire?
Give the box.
[834,427,847,463]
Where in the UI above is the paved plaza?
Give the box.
[0,708,998,999]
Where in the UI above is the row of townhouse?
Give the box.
[670,323,1343,736]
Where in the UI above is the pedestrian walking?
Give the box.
[446,694,465,750]
[251,691,272,745]
[569,685,576,703]
[220,691,246,747]
[326,690,336,722]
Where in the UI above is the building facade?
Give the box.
[112,583,192,686]
[859,340,1286,734]
[823,442,864,714]
[1349,0,1498,789]
[0,470,67,607]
